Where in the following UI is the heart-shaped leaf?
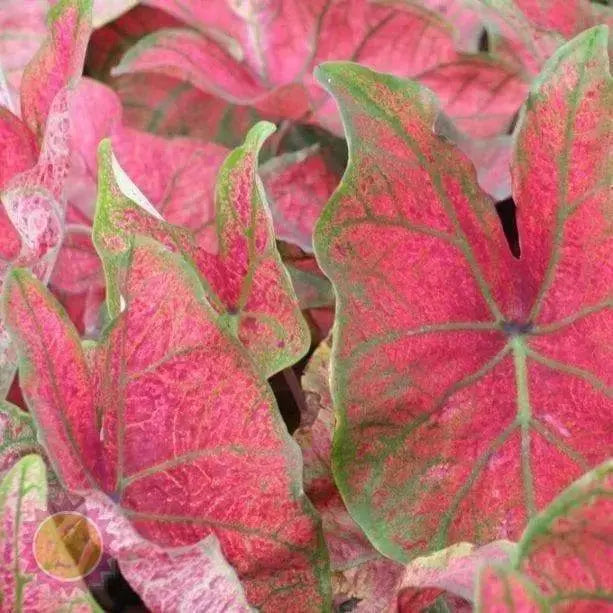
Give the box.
[94,122,310,377]
[313,26,611,562]
[476,460,613,611]
[3,236,330,609]
[118,0,512,136]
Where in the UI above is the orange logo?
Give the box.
[33,512,103,581]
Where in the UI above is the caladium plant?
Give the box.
[313,25,611,562]
[0,1,611,611]
[477,459,613,610]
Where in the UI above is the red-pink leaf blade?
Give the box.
[312,27,611,563]
[20,0,92,141]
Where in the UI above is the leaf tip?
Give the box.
[48,0,93,24]
[244,120,276,154]
[314,61,354,93]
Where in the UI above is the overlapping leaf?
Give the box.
[261,144,341,252]
[476,460,613,611]
[313,27,611,562]
[0,89,72,396]
[3,237,330,609]
[94,122,310,377]
[81,493,255,613]
[296,339,517,612]
[0,455,100,611]
[120,0,528,140]
[0,0,94,396]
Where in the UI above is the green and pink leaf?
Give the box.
[312,26,611,562]
[477,460,613,610]
[94,123,310,377]
[0,455,100,611]
[3,238,330,609]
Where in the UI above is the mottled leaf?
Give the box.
[82,492,254,613]
[86,5,182,79]
[476,460,613,611]
[0,108,37,191]
[296,341,515,612]
[0,401,39,476]
[3,239,330,610]
[0,455,100,612]
[20,0,93,141]
[94,122,310,377]
[261,145,340,252]
[313,26,611,562]
[0,89,72,396]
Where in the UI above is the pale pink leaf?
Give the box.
[0,455,100,612]
[82,493,255,613]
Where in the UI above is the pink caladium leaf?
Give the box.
[261,145,340,253]
[49,225,105,336]
[0,89,72,396]
[476,0,612,78]
[413,0,484,51]
[0,455,101,612]
[20,0,93,142]
[114,73,261,145]
[475,0,566,75]
[111,127,228,231]
[0,0,47,109]
[313,26,611,563]
[3,238,330,610]
[94,122,310,377]
[117,2,466,128]
[52,77,232,335]
[509,0,601,38]
[296,340,516,612]
[476,460,613,611]
[81,492,255,612]
[0,107,38,191]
